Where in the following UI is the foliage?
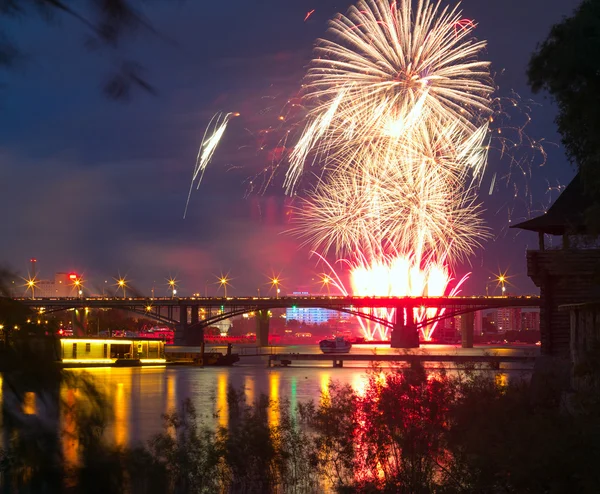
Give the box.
[528,0,600,194]
[1,0,175,99]
[2,352,600,492]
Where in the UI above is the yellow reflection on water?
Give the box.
[217,373,228,428]
[62,388,78,467]
[352,373,368,397]
[114,383,128,446]
[320,372,330,402]
[495,372,508,387]
[244,375,255,406]
[23,391,36,415]
[166,372,176,413]
[268,372,280,427]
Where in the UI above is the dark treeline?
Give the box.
[2,347,600,493]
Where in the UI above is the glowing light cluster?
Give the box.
[290,0,493,340]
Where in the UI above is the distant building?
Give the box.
[482,312,497,333]
[31,272,78,298]
[521,310,540,331]
[437,317,458,343]
[286,307,351,325]
[285,291,351,325]
[495,307,522,333]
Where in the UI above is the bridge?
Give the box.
[15,295,540,348]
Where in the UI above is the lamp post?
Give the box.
[322,275,331,296]
[167,278,177,299]
[270,277,280,299]
[498,275,506,296]
[115,277,127,299]
[72,276,83,298]
[26,278,37,299]
[219,276,230,298]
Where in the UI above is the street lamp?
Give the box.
[25,277,37,299]
[498,275,506,295]
[270,277,280,299]
[167,278,178,299]
[114,276,128,298]
[217,274,231,298]
[71,276,84,298]
[322,275,332,296]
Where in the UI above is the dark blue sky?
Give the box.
[1,0,580,297]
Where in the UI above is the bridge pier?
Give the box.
[190,305,199,326]
[460,312,474,349]
[71,309,87,337]
[256,309,270,347]
[390,308,420,349]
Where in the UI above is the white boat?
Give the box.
[319,336,352,354]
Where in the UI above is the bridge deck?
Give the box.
[267,353,537,368]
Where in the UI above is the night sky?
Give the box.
[1,0,580,297]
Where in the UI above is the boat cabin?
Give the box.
[60,337,166,366]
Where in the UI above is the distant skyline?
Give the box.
[1,0,581,296]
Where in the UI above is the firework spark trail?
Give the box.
[286,0,493,193]
[184,112,238,218]
[314,251,470,340]
[288,0,493,340]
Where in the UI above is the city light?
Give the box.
[114,275,129,298]
[320,274,332,296]
[270,277,281,299]
[216,273,232,298]
[23,276,38,299]
[70,275,84,298]
[495,270,512,296]
[166,277,178,298]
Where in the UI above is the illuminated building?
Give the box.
[495,307,522,333]
[521,310,540,331]
[60,337,166,365]
[27,272,79,298]
[285,292,351,325]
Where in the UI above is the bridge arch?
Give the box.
[187,305,401,333]
[34,305,177,327]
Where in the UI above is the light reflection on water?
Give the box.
[5,344,535,448]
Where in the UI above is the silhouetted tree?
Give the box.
[528,0,600,195]
[1,0,176,99]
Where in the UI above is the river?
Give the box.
[70,343,538,447]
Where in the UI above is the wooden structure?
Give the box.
[561,303,600,366]
[512,173,600,357]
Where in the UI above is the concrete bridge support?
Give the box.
[71,309,87,337]
[390,308,420,349]
[174,304,188,345]
[256,309,270,347]
[461,312,474,349]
